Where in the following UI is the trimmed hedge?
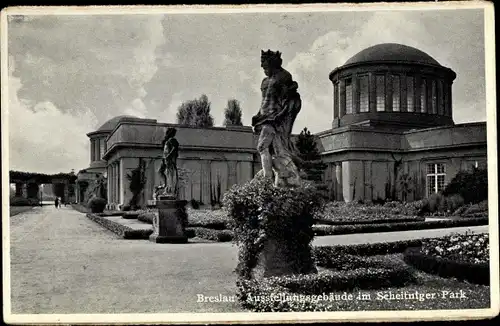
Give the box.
[86,213,152,239]
[313,239,423,261]
[238,255,417,312]
[269,265,415,294]
[10,197,40,206]
[403,247,489,285]
[187,227,234,242]
[313,217,488,236]
[71,203,88,213]
[314,216,425,226]
[138,212,155,224]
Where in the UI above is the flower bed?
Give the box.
[313,217,488,236]
[238,254,417,312]
[314,201,425,223]
[403,232,489,285]
[421,232,489,264]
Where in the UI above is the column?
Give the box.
[342,161,364,203]
[107,165,111,204]
[335,163,343,201]
[368,73,376,113]
[111,162,116,204]
[22,183,27,198]
[352,74,360,114]
[339,80,346,118]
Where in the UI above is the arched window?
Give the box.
[392,75,400,111]
[407,76,415,112]
[345,78,353,114]
[420,79,427,113]
[376,75,385,111]
[437,80,444,115]
[359,75,369,112]
[99,138,105,160]
[431,80,437,114]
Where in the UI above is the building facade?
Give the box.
[77,43,487,208]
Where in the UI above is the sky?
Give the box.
[6,8,486,174]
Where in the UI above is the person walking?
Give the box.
[55,197,59,209]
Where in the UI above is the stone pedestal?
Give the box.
[254,238,317,279]
[149,196,188,244]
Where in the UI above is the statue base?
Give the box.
[149,198,188,244]
[253,238,317,279]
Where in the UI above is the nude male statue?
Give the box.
[251,49,302,187]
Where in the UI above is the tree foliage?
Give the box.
[176,94,215,127]
[223,99,243,126]
[126,159,146,210]
[295,127,326,182]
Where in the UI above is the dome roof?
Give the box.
[97,115,138,132]
[344,43,441,66]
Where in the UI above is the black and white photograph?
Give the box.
[1,2,498,324]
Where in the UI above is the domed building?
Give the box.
[329,43,456,130]
[318,43,486,202]
[77,43,486,207]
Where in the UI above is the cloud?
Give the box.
[8,15,165,123]
[8,64,97,174]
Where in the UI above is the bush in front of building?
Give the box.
[442,167,488,204]
[418,193,465,216]
[88,196,107,213]
[223,176,324,280]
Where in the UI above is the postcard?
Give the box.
[2,2,498,324]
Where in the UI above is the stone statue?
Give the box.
[156,127,179,198]
[251,49,302,187]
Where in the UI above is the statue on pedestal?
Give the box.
[251,49,302,188]
[155,127,179,199]
[151,127,188,244]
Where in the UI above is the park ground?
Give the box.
[7,205,489,314]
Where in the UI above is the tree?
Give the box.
[223,99,243,126]
[176,94,214,127]
[295,127,326,182]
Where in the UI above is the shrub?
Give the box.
[88,196,107,213]
[223,176,324,279]
[404,247,489,285]
[190,199,201,209]
[443,168,488,204]
[10,197,39,206]
[313,239,423,260]
[190,227,233,242]
[138,211,155,224]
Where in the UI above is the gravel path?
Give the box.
[9,205,241,314]
[8,205,490,314]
